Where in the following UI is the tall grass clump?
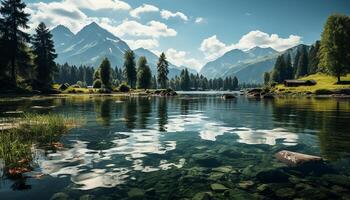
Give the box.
[0,113,83,177]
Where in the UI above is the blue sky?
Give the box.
[24,0,350,71]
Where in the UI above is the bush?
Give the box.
[93,79,102,88]
[118,83,130,92]
[315,89,334,95]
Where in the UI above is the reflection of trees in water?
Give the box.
[124,98,137,130]
[138,98,152,129]
[271,98,350,160]
[158,98,168,132]
[94,99,112,126]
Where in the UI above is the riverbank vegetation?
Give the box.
[263,14,350,95]
[0,113,82,177]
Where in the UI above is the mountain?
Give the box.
[51,25,74,51]
[52,22,130,69]
[206,45,311,84]
[51,23,189,78]
[200,47,278,80]
[133,48,188,78]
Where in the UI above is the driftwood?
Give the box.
[275,150,322,167]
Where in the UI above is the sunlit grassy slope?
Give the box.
[274,73,350,94]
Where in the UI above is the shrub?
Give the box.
[118,83,130,92]
[315,89,334,95]
[93,79,102,88]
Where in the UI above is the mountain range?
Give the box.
[51,22,190,78]
[52,22,307,83]
[199,45,311,83]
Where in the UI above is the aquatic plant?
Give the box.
[0,113,83,177]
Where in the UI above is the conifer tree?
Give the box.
[32,22,57,89]
[123,50,137,88]
[157,52,169,89]
[0,0,30,86]
[99,58,112,89]
[136,56,152,89]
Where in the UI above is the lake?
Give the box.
[0,93,350,199]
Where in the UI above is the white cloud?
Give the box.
[160,10,188,21]
[109,20,177,38]
[165,48,202,71]
[130,4,159,18]
[125,39,159,50]
[200,31,302,60]
[199,35,230,61]
[27,2,92,33]
[195,17,204,24]
[66,0,131,11]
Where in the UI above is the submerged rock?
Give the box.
[275,187,295,198]
[238,180,254,189]
[128,188,145,199]
[208,172,225,181]
[256,169,289,183]
[212,166,233,173]
[50,192,69,200]
[322,174,350,187]
[275,150,322,167]
[192,192,213,200]
[192,154,221,167]
[210,183,229,192]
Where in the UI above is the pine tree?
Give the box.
[295,46,309,78]
[123,50,136,88]
[272,55,286,83]
[308,41,320,74]
[136,56,152,89]
[0,0,30,86]
[263,72,270,85]
[32,22,57,89]
[319,14,350,82]
[285,54,294,80]
[157,52,169,89]
[99,58,112,89]
[180,69,190,90]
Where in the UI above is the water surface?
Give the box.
[1,94,350,199]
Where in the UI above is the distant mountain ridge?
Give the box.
[51,23,189,78]
[200,47,279,82]
[199,45,311,83]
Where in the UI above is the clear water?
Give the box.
[1,94,350,199]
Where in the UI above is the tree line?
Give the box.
[0,0,57,91]
[265,14,350,85]
[169,69,239,91]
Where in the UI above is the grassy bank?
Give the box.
[273,73,350,95]
[0,113,82,177]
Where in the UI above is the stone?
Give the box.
[256,169,289,183]
[127,188,145,199]
[275,150,322,167]
[212,166,232,173]
[79,195,94,200]
[322,174,350,187]
[210,183,229,192]
[275,187,295,198]
[50,192,69,200]
[145,188,156,196]
[192,192,213,200]
[208,172,225,181]
[257,184,269,193]
[238,180,254,189]
[192,154,221,167]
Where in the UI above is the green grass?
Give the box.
[0,113,83,177]
[274,73,350,94]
